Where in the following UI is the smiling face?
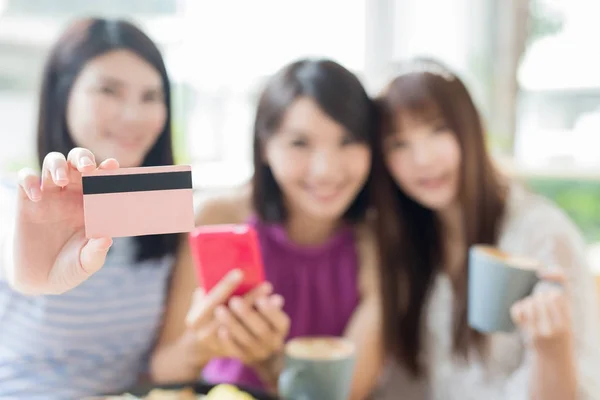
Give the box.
[384,111,461,212]
[66,49,167,167]
[263,96,371,223]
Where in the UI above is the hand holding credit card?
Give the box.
[14,150,170,294]
[82,165,195,238]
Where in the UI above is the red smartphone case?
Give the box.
[188,224,265,297]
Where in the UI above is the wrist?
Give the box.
[531,338,577,400]
[532,342,576,373]
[530,331,574,360]
[150,341,199,384]
[252,352,283,393]
[177,330,212,376]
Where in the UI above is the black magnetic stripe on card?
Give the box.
[82,171,192,195]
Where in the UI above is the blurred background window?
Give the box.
[1,0,600,262]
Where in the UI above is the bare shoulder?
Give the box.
[194,184,253,226]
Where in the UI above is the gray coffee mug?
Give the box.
[278,337,356,400]
[468,245,540,333]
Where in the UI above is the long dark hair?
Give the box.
[372,58,508,376]
[251,58,377,223]
[36,17,178,262]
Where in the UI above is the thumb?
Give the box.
[537,267,566,282]
[537,265,568,292]
[186,287,211,329]
[46,237,112,295]
[79,237,112,275]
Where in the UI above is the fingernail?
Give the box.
[256,297,268,309]
[230,269,243,281]
[215,306,227,319]
[29,187,41,201]
[271,295,284,307]
[79,156,94,168]
[229,297,242,310]
[89,238,112,252]
[55,167,68,181]
[262,282,273,293]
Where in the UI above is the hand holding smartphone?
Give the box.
[188,224,266,297]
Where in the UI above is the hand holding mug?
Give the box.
[510,268,574,352]
[468,245,540,332]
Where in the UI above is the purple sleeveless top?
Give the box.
[202,217,360,389]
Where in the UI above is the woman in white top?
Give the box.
[371,58,600,400]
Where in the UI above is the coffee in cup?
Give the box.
[278,336,355,400]
[285,337,354,360]
[468,245,540,333]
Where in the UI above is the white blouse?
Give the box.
[374,185,600,400]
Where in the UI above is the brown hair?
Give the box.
[372,58,508,376]
[251,59,377,223]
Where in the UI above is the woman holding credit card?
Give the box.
[371,58,600,399]
[151,59,384,398]
[0,18,183,398]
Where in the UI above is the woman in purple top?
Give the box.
[151,59,384,399]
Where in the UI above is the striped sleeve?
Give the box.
[0,179,17,283]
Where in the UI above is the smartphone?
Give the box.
[188,224,266,297]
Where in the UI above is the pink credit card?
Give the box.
[82,165,195,238]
